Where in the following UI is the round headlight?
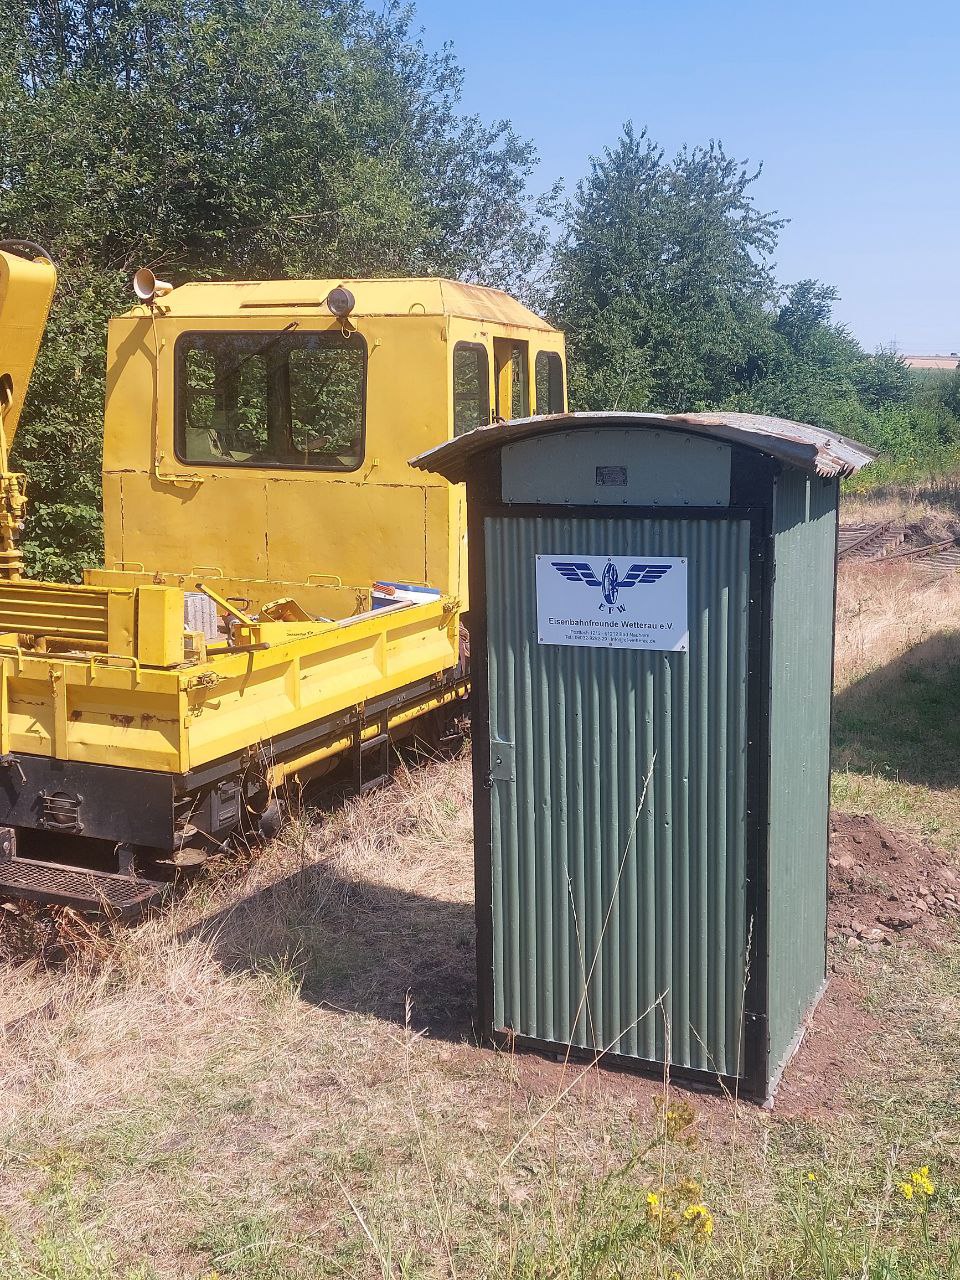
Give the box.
[326,286,356,318]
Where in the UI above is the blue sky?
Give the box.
[412,0,959,354]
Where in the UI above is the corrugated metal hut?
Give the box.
[412,411,875,1099]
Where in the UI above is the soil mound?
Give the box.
[829,811,960,949]
[773,812,958,1117]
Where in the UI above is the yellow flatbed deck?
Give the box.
[0,586,459,775]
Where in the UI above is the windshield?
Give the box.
[175,330,366,471]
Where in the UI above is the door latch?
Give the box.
[489,739,515,782]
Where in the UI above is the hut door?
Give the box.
[483,512,752,1079]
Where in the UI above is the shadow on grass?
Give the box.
[834,631,960,789]
[184,851,477,1042]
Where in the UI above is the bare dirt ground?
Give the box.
[771,812,960,1120]
[829,812,960,948]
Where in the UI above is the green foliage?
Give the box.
[0,0,553,578]
[12,265,111,580]
[551,123,783,413]
[553,124,960,484]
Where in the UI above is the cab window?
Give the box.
[494,340,529,420]
[535,351,565,415]
[452,342,490,436]
[176,330,366,470]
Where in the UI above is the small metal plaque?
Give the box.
[596,465,627,487]
[489,740,515,782]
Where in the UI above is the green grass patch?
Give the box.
[834,651,960,791]
[832,637,960,849]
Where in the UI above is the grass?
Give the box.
[1,485,960,1277]
[842,454,960,499]
[832,533,960,850]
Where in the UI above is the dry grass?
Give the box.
[0,493,959,1275]
[1,758,747,1279]
[842,471,960,532]
[835,560,960,689]
[0,751,956,1278]
[833,507,960,846]
[0,759,487,1276]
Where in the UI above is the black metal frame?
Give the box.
[0,756,175,846]
[488,1028,745,1096]
[742,495,774,1097]
[825,479,841,985]
[172,327,369,474]
[466,444,778,1099]
[452,341,491,437]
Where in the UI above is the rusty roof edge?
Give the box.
[410,411,878,482]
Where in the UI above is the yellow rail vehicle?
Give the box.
[0,243,566,912]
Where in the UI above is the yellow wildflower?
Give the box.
[911,1167,935,1196]
[806,1172,817,1182]
[646,1190,662,1220]
[683,1202,715,1237]
[899,1181,914,1200]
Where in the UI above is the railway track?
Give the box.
[837,521,907,560]
[910,543,960,580]
[838,521,960,580]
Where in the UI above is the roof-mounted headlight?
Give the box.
[326,286,355,318]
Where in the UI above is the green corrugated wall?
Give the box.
[766,469,838,1077]
[485,514,751,1076]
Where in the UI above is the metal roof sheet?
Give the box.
[122,277,556,330]
[410,410,877,481]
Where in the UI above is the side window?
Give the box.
[181,349,224,461]
[176,331,366,470]
[511,345,529,419]
[453,343,490,437]
[535,351,565,415]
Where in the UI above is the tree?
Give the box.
[551,123,784,413]
[732,280,914,435]
[0,0,553,577]
[550,122,956,474]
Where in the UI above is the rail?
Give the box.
[838,522,960,582]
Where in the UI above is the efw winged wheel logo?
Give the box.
[536,553,687,651]
[551,560,671,614]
